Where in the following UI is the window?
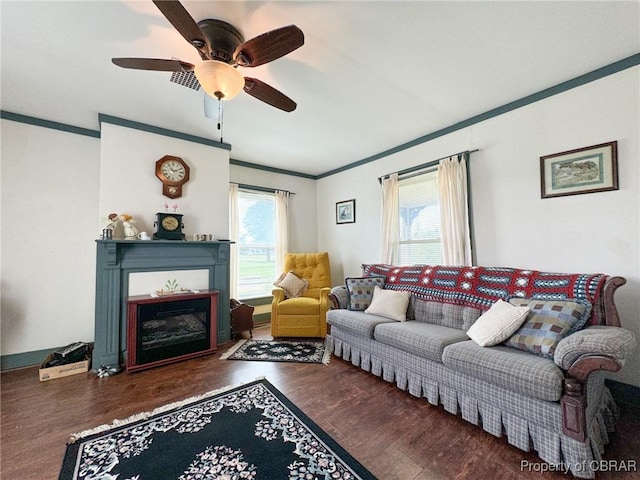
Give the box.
[397,169,442,265]
[237,190,277,298]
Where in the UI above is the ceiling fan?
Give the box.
[112,0,304,112]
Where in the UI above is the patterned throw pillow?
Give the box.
[345,276,385,311]
[274,271,308,298]
[504,298,592,359]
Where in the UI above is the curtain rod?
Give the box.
[232,182,296,195]
[377,149,479,184]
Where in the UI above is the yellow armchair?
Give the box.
[271,252,331,338]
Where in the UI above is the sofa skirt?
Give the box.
[326,329,619,479]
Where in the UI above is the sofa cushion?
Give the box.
[277,297,320,315]
[466,299,530,347]
[365,286,411,321]
[442,341,564,401]
[504,298,591,359]
[345,276,385,311]
[326,310,395,338]
[410,298,482,331]
[374,322,469,363]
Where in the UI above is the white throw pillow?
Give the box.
[274,271,308,298]
[364,286,411,321]
[467,299,530,347]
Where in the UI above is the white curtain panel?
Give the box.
[438,156,472,266]
[228,183,239,299]
[381,173,399,264]
[275,190,290,273]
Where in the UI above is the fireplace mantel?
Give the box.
[93,240,232,371]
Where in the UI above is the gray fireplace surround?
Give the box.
[93,240,232,371]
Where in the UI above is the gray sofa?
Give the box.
[325,264,636,479]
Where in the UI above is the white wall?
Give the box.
[100,123,229,240]
[1,120,231,359]
[316,68,640,387]
[230,164,318,253]
[1,121,100,355]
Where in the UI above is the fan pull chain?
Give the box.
[217,98,224,143]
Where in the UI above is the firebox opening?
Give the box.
[130,296,215,369]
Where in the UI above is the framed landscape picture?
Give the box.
[336,199,356,224]
[540,141,618,199]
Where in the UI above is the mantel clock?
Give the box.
[153,213,185,240]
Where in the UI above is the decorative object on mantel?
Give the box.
[152,289,195,297]
[100,213,118,239]
[156,155,190,199]
[120,214,140,240]
[540,141,618,199]
[336,198,356,224]
[153,212,185,240]
[220,339,330,364]
[191,233,217,241]
[152,279,198,297]
[59,379,375,480]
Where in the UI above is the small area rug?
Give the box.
[220,339,330,364]
[59,378,374,480]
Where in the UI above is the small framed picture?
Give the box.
[336,199,356,224]
[540,141,618,199]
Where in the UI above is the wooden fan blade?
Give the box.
[152,0,210,58]
[234,25,304,67]
[112,58,194,72]
[243,77,296,112]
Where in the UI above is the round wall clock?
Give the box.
[155,155,190,199]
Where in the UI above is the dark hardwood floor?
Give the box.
[2,325,639,479]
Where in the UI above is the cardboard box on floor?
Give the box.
[39,354,90,381]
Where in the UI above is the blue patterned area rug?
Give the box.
[59,379,375,480]
[220,339,331,364]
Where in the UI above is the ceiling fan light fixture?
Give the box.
[194,60,244,100]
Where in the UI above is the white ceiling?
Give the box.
[1,1,638,177]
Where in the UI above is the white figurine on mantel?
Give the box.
[103,213,118,230]
[120,214,140,240]
[100,213,119,239]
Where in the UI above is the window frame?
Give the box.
[235,188,277,300]
[396,167,443,266]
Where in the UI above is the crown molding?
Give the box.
[4,53,638,180]
[0,111,100,138]
[98,113,231,151]
[316,53,640,179]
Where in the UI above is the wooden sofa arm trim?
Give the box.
[602,276,626,327]
[561,378,587,442]
[561,355,622,442]
[566,355,622,382]
[328,293,341,310]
